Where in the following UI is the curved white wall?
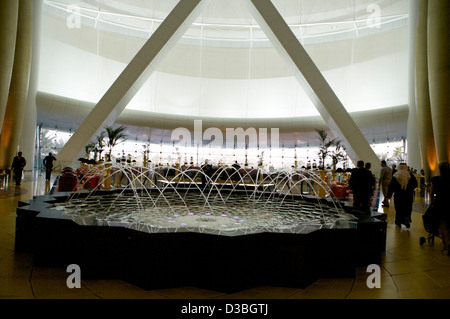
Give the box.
[36,91,408,147]
[38,1,409,119]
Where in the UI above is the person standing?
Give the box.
[387,163,418,228]
[201,159,212,189]
[430,162,450,255]
[349,160,374,213]
[379,160,393,207]
[43,152,57,181]
[391,164,397,176]
[11,151,26,186]
[365,162,377,207]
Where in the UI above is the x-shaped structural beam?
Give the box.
[57,0,380,175]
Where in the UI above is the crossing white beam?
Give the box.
[57,0,212,165]
[243,0,381,174]
[57,0,381,175]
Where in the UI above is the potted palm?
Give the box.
[105,125,127,161]
[85,142,96,159]
[96,131,106,161]
[330,140,347,171]
[103,125,127,189]
[330,140,347,181]
[316,128,336,170]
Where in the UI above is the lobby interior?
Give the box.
[1,0,450,301]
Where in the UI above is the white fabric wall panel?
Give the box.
[36,91,408,147]
[156,73,203,115]
[39,39,99,103]
[127,72,320,118]
[38,0,409,122]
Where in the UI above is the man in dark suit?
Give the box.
[349,160,375,213]
[43,152,57,181]
[11,151,26,186]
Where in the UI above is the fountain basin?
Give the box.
[44,188,356,236]
[15,187,386,292]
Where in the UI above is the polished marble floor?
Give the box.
[1,170,449,299]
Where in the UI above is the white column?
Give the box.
[244,0,381,175]
[415,0,438,180]
[19,0,43,171]
[0,0,33,169]
[428,0,450,163]
[406,0,422,172]
[57,0,212,167]
[0,0,19,134]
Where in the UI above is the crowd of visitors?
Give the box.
[348,160,375,213]
[349,157,449,247]
[349,159,419,228]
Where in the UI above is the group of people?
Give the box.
[386,160,450,254]
[377,160,419,228]
[10,151,57,186]
[350,158,450,244]
[348,160,376,214]
[349,159,418,228]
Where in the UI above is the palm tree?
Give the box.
[316,128,337,169]
[330,140,347,170]
[95,131,106,160]
[391,146,404,162]
[85,142,96,159]
[105,125,127,160]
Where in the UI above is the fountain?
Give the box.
[52,163,356,235]
[15,162,386,292]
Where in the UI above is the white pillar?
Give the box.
[0,0,33,169]
[428,0,450,163]
[244,0,381,176]
[0,0,19,133]
[57,0,212,167]
[19,0,43,171]
[406,0,422,172]
[415,0,438,181]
